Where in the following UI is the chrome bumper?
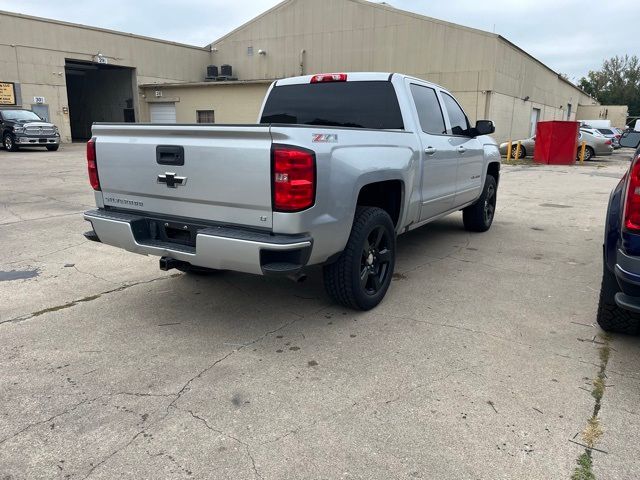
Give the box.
[16,135,60,145]
[84,209,312,275]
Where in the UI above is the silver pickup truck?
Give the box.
[84,72,501,310]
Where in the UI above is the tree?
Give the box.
[578,55,640,120]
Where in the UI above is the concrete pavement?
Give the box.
[1,144,638,479]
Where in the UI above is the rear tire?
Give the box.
[512,146,526,159]
[597,266,640,334]
[46,145,59,151]
[323,206,396,310]
[463,175,497,232]
[579,146,594,161]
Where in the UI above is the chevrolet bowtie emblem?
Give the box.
[157,172,187,188]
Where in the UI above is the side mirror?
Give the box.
[620,131,640,149]
[475,120,495,136]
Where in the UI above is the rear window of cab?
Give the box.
[260,81,404,130]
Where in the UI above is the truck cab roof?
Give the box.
[274,72,446,91]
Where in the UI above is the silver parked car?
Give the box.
[499,130,613,160]
[596,128,621,148]
[579,129,614,160]
[498,136,536,159]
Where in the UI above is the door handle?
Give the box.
[457,146,467,154]
[424,147,437,155]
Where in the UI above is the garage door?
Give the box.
[149,103,176,123]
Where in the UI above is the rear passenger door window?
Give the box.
[410,84,446,134]
[441,92,471,136]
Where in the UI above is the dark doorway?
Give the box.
[64,60,136,140]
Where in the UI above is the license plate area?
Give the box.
[130,218,200,248]
[157,220,197,247]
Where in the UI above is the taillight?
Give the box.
[86,137,100,191]
[624,155,640,231]
[310,73,347,83]
[272,145,316,212]
[605,139,612,145]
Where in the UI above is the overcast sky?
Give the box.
[2,0,638,81]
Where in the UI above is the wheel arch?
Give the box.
[486,161,501,186]
[356,179,405,229]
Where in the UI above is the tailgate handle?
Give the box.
[156,145,184,166]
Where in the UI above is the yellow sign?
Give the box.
[0,82,16,105]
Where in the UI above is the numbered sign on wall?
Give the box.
[33,96,46,104]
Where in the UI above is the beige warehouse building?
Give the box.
[0,10,210,142]
[1,0,625,144]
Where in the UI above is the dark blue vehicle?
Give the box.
[600,130,640,333]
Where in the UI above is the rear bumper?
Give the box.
[84,209,312,275]
[596,145,614,156]
[614,249,640,311]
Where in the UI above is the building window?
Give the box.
[247,46,254,56]
[196,110,215,123]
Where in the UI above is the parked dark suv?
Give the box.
[599,130,640,333]
[1,108,60,151]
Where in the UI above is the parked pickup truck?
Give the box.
[84,72,501,310]
[1,108,61,151]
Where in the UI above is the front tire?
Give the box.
[597,266,640,334]
[3,134,18,152]
[463,175,497,232]
[323,207,396,310]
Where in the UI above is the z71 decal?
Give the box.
[312,133,338,143]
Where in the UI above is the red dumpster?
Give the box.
[534,121,579,165]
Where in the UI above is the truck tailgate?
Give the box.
[93,124,273,228]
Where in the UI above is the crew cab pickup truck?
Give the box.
[84,72,501,310]
[1,108,61,151]
[599,130,640,333]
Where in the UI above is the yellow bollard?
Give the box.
[506,140,512,162]
[579,141,587,164]
[515,141,522,160]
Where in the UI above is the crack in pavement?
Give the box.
[0,391,176,447]
[388,314,601,369]
[2,204,26,222]
[186,409,263,480]
[0,187,92,209]
[570,333,612,478]
[72,265,118,285]
[0,210,88,227]
[81,428,149,479]
[79,307,326,478]
[1,239,90,266]
[166,308,321,413]
[0,397,93,446]
[0,274,180,326]
[258,367,477,448]
[382,365,478,405]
